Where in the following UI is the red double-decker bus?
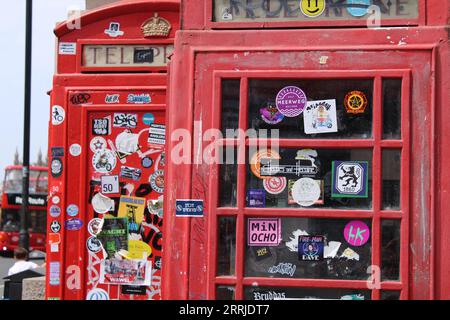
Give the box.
[0,165,48,254]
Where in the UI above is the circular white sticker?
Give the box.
[70,144,82,157]
[49,205,61,218]
[263,177,287,195]
[88,218,104,236]
[52,196,61,205]
[292,178,321,207]
[92,193,114,214]
[67,204,79,217]
[86,288,109,300]
[51,105,65,126]
[90,137,107,153]
[92,149,117,173]
[149,170,165,194]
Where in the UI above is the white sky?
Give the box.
[0,0,86,182]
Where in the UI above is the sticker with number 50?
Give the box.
[101,175,119,194]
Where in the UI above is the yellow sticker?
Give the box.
[124,240,152,259]
[118,196,146,225]
[300,0,326,18]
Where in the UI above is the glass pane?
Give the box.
[217,217,236,276]
[247,148,372,210]
[382,149,401,210]
[219,147,238,207]
[248,79,373,139]
[245,218,372,280]
[221,79,240,134]
[381,220,401,281]
[382,79,402,140]
[381,291,401,300]
[216,286,235,300]
[245,287,371,301]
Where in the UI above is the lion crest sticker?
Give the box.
[331,161,369,198]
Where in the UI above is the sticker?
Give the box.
[97,218,128,258]
[291,178,321,207]
[69,144,82,157]
[86,236,103,254]
[49,262,60,286]
[154,256,162,270]
[49,205,61,218]
[66,204,79,217]
[114,131,140,157]
[113,113,138,128]
[344,221,370,246]
[248,218,281,246]
[288,179,323,205]
[65,219,83,231]
[48,233,61,245]
[324,241,342,259]
[99,259,151,286]
[344,90,368,114]
[252,247,273,261]
[127,94,151,104]
[124,240,152,259]
[104,22,124,37]
[260,149,319,178]
[105,94,120,104]
[50,244,59,253]
[70,93,91,105]
[221,7,233,20]
[298,235,324,261]
[51,158,63,178]
[52,196,61,205]
[250,149,281,179]
[148,196,164,218]
[331,161,369,198]
[247,189,266,208]
[50,221,61,233]
[86,288,109,300]
[260,102,284,125]
[276,86,307,118]
[148,124,166,147]
[122,285,147,296]
[92,117,111,136]
[149,170,165,194]
[92,149,117,173]
[90,137,108,153]
[51,105,65,126]
[141,157,153,168]
[101,175,120,194]
[142,113,155,126]
[268,263,296,277]
[88,218,104,236]
[263,177,287,195]
[135,184,152,197]
[300,0,326,18]
[341,247,360,261]
[346,0,370,17]
[121,166,142,181]
[175,200,204,218]
[303,99,338,134]
[58,42,76,55]
[92,193,115,214]
[118,196,146,225]
[134,49,154,64]
[51,147,64,158]
[286,229,309,252]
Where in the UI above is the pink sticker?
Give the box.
[344,221,370,247]
[248,218,281,247]
[276,86,307,118]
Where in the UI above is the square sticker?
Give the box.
[303,99,338,134]
[101,175,120,194]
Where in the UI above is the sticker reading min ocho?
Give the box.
[248,218,281,247]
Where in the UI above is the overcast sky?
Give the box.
[0,0,85,181]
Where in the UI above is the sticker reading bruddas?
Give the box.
[298,235,324,261]
[344,221,370,247]
[99,259,151,286]
[331,161,369,198]
[248,218,281,247]
[276,86,307,118]
[303,99,338,134]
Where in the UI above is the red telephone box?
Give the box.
[46,0,179,300]
[163,0,450,300]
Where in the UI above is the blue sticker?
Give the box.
[127,94,151,104]
[298,235,324,261]
[49,205,61,218]
[143,113,155,126]
[65,218,83,231]
[141,157,153,168]
[247,189,266,208]
[346,0,370,17]
[66,204,79,217]
[331,161,369,198]
[176,200,204,217]
[51,147,64,158]
[49,262,60,286]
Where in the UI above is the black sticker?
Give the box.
[51,158,63,178]
[252,246,273,262]
[134,49,154,64]
[154,256,162,270]
[92,118,111,136]
[51,147,64,158]
[135,184,152,197]
[121,285,147,296]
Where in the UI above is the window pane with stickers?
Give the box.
[245,287,371,301]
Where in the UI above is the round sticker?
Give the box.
[69,144,82,157]
[66,204,79,217]
[260,102,284,125]
[150,170,165,194]
[141,157,153,168]
[86,236,102,253]
[292,178,321,207]
[92,149,117,173]
[51,105,65,126]
[143,113,155,125]
[92,193,115,214]
[50,205,61,218]
[50,221,61,233]
[51,158,63,178]
[52,196,61,205]
[263,177,287,195]
[88,218,104,236]
[300,0,326,18]
[276,86,307,118]
[90,137,107,153]
[344,221,370,246]
[346,0,370,17]
[86,288,109,300]
[250,149,281,179]
[344,91,368,114]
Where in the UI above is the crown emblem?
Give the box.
[141,13,171,38]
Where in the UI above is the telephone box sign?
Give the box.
[213,0,419,22]
[83,45,174,68]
